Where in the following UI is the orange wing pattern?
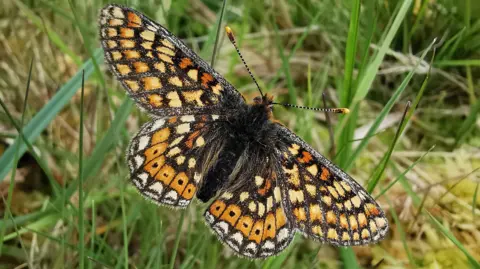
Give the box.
[99,4,244,117]
[274,124,388,246]
[128,114,222,207]
[204,170,294,258]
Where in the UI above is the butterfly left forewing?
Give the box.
[128,114,224,208]
[204,169,295,258]
[99,4,245,117]
[274,124,389,246]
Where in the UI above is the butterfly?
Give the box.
[99,4,388,258]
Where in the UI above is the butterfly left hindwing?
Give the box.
[128,114,224,208]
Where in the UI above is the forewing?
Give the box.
[204,168,294,258]
[128,115,223,208]
[99,4,245,117]
[274,124,388,246]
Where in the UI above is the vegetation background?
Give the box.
[0,0,479,268]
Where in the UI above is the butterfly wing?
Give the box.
[99,4,245,117]
[273,124,389,246]
[204,164,295,258]
[128,115,225,208]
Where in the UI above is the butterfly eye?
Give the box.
[253,96,262,104]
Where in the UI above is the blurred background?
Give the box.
[0,0,479,268]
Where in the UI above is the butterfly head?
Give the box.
[252,93,274,119]
[253,93,274,107]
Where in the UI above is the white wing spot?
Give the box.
[170,135,184,147]
[176,123,190,134]
[151,119,166,131]
[258,203,265,217]
[255,176,264,186]
[150,182,163,195]
[195,136,205,147]
[214,221,229,237]
[164,190,178,200]
[166,147,181,157]
[194,172,202,183]
[111,7,125,18]
[262,240,275,250]
[221,192,233,200]
[180,115,195,122]
[188,158,196,168]
[244,242,258,255]
[178,199,189,206]
[138,173,148,186]
[277,228,289,242]
[137,136,149,151]
[134,155,144,169]
[240,192,249,202]
[205,212,214,223]
[230,232,244,245]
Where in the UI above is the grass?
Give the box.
[1,0,480,268]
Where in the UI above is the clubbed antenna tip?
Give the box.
[225,26,234,42]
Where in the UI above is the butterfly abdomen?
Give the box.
[197,137,244,202]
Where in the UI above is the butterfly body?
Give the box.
[196,94,276,202]
[99,4,388,259]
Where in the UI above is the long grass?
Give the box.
[1,0,480,268]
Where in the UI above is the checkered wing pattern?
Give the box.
[204,170,294,258]
[128,115,222,208]
[274,124,389,246]
[99,4,244,117]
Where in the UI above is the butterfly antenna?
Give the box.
[272,102,350,114]
[225,26,264,97]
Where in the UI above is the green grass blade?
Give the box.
[351,0,413,106]
[78,71,86,269]
[0,49,103,182]
[120,181,129,268]
[375,145,436,199]
[426,212,480,267]
[68,0,106,89]
[473,183,479,218]
[384,195,418,267]
[210,0,228,67]
[273,22,296,104]
[338,0,361,267]
[455,94,480,144]
[88,200,96,269]
[169,210,186,269]
[64,98,133,198]
[434,59,480,66]
[344,39,436,171]
[0,58,33,253]
[341,0,360,106]
[367,101,411,193]
[0,98,133,231]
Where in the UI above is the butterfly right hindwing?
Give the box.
[274,123,389,245]
[204,167,295,258]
